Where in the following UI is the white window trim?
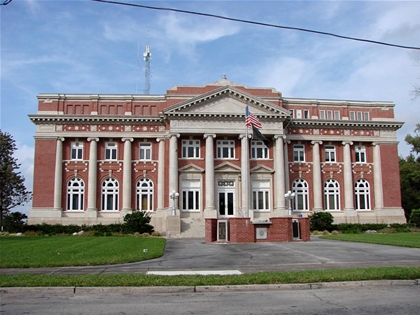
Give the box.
[182,140,201,159]
[101,178,119,211]
[139,142,152,161]
[181,179,201,212]
[216,140,235,159]
[136,178,154,211]
[71,142,83,161]
[324,179,340,211]
[105,142,118,161]
[66,178,84,211]
[293,145,305,162]
[251,141,269,159]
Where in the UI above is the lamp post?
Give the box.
[169,190,179,216]
[284,190,295,216]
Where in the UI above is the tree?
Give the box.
[3,211,27,233]
[308,212,334,232]
[400,124,420,219]
[123,211,154,234]
[0,131,32,231]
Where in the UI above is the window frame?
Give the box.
[355,179,371,211]
[105,142,118,161]
[101,178,119,211]
[334,110,340,120]
[293,144,305,162]
[251,141,269,159]
[182,140,201,159]
[181,179,201,212]
[324,179,340,211]
[217,140,235,159]
[136,178,154,211]
[70,142,83,160]
[252,181,270,211]
[319,110,325,119]
[139,142,152,161]
[66,178,84,211]
[324,145,336,163]
[292,179,309,211]
[355,145,366,163]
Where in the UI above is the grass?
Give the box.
[0,236,166,268]
[319,233,420,248]
[1,267,419,287]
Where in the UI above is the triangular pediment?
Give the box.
[214,161,242,173]
[164,86,290,118]
[179,164,205,173]
[250,165,274,173]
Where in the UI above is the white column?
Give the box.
[284,139,290,192]
[342,141,355,213]
[311,140,323,212]
[169,134,180,205]
[274,135,286,216]
[240,134,250,218]
[121,138,133,213]
[53,138,64,211]
[373,143,384,210]
[204,134,216,217]
[156,138,165,210]
[86,138,99,212]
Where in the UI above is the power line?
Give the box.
[92,0,420,51]
[1,0,13,5]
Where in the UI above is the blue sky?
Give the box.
[1,0,420,215]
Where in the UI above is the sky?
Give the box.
[1,0,420,215]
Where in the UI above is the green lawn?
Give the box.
[320,233,420,248]
[0,236,166,268]
[1,267,419,287]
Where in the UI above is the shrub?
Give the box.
[123,211,154,234]
[309,212,334,232]
[409,209,420,228]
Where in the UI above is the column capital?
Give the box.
[57,137,65,142]
[239,134,251,140]
[87,137,99,142]
[311,140,323,145]
[156,137,166,143]
[342,141,353,146]
[273,134,285,140]
[203,133,216,139]
[169,133,180,139]
[121,137,134,142]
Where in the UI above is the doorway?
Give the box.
[218,190,234,217]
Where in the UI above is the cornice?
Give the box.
[28,114,163,124]
[288,119,404,130]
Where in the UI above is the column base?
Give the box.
[204,207,217,218]
[166,215,181,236]
[85,209,98,218]
[273,207,288,217]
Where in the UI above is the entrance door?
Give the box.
[218,191,234,217]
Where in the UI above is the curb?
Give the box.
[1,279,419,295]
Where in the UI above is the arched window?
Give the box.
[324,179,340,211]
[292,179,309,211]
[136,178,154,211]
[355,179,371,210]
[67,178,84,211]
[101,178,119,211]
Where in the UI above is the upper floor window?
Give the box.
[334,110,340,120]
[325,145,336,162]
[364,112,370,121]
[293,145,305,162]
[355,145,366,163]
[289,109,294,118]
[327,110,333,120]
[303,110,310,119]
[350,111,356,120]
[182,140,200,158]
[357,111,363,121]
[251,141,269,159]
[105,142,117,160]
[139,142,152,161]
[296,110,302,119]
[217,140,235,159]
[71,142,83,160]
[319,110,325,119]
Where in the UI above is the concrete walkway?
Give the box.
[1,237,420,275]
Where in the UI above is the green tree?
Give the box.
[308,212,334,232]
[123,211,154,234]
[404,123,420,157]
[0,131,32,231]
[3,211,27,233]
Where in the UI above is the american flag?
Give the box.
[245,106,262,129]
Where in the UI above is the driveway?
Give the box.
[1,237,419,275]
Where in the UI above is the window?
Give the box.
[289,109,294,118]
[364,112,370,121]
[303,110,310,119]
[319,110,325,119]
[334,110,340,120]
[350,111,355,120]
[101,178,119,211]
[182,180,200,211]
[357,111,363,121]
[325,145,336,162]
[355,179,371,210]
[217,140,235,159]
[293,145,305,162]
[296,110,302,119]
[327,110,333,120]
[136,178,153,211]
[139,142,152,161]
[182,140,200,158]
[252,181,270,211]
[71,142,83,160]
[355,146,366,163]
[292,179,309,211]
[67,178,84,211]
[324,179,340,211]
[105,142,117,160]
[251,141,269,159]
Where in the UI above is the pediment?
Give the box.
[214,161,242,173]
[179,164,205,173]
[250,165,274,173]
[164,86,290,118]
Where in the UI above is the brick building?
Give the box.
[28,76,405,242]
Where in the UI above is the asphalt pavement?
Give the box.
[1,236,420,275]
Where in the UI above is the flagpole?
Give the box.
[245,121,249,218]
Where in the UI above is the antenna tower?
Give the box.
[143,44,151,95]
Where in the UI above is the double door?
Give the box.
[218,189,234,217]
